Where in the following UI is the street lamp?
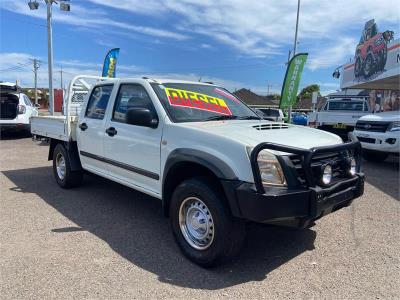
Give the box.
[27,0,71,115]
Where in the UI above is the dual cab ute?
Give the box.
[31,76,365,267]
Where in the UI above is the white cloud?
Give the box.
[0,0,189,41]
[307,37,357,70]
[86,0,399,63]
[0,52,268,93]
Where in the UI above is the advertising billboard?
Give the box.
[341,19,399,90]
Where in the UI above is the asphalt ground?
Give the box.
[1,132,399,299]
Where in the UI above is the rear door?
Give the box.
[77,84,114,173]
[103,83,163,195]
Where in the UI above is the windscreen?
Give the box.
[328,101,364,111]
[151,83,259,122]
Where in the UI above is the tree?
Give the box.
[298,84,320,99]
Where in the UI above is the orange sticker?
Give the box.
[165,88,232,115]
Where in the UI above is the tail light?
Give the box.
[308,121,317,127]
[18,104,26,114]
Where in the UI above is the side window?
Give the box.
[23,95,32,106]
[85,85,113,120]
[112,84,155,124]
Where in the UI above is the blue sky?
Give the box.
[0,0,399,95]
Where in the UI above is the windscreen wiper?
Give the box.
[236,116,262,120]
[204,115,239,121]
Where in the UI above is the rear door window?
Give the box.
[23,95,32,106]
[85,85,113,120]
[328,101,364,111]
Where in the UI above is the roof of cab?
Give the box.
[99,77,218,86]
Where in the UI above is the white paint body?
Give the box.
[32,77,344,200]
[352,111,400,153]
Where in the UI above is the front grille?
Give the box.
[358,137,375,144]
[289,151,351,186]
[356,121,390,132]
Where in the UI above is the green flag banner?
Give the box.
[279,53,308,109]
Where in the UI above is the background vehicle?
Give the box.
[354,19,394,79]
[292,112,308,126]
[31,75,364,267]
[0,82,39,133]
[308,97,370,140]
[351,111,400,162]
[251,107,284,122]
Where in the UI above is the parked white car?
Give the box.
[253,107,284,122]
[351,111,400,162]
[308,97,370,139]
[31,75,365,267]
[0,82,39,133]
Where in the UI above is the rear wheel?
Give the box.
[170,177,245,267]
[52,143,83,188]
[362,149,388,162]
[362,53,375,78]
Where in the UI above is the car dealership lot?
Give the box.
[1,135,399,299]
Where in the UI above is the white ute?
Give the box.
[308,97,370,140]
[31,75,365,266]
[351,111,400,162]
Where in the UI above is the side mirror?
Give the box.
[34,103,41,109]
[126,107,158,128]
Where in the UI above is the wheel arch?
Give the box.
[162,149,238,217]
[49,139,82,171]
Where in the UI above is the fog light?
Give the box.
[322,164,332,185]
[349,158,356,176]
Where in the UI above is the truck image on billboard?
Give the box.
[354,19,394,79]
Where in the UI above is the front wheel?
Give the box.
[52,143,83,188]
[362,149,388,162]
[170,177,245,267]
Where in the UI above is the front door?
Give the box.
[103,83,163,195]
[77,84,114,173]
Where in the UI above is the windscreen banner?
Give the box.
[279,53,308,109]
[102,48,120,78]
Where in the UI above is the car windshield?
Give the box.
[151,82,260,123]
[328,101,365,111]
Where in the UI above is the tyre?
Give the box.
[354,56,362,78]
[378,47,387,71]
[52,143,83,188]
[362,150,388,162]
[169,177,245,267]
[362,53,375,78]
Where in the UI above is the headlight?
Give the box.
[388,121,400,132]
[349,157,357,176]
[257,150,286,187]
[321,164,332,185]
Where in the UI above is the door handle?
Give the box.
[106,127,118,137]
[79,123,88,131]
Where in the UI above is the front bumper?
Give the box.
[352,130,400,153]
[223,174,364,227]
[222,141,365,227]
[0,123,30,131]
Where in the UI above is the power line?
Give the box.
[0,62,32,72]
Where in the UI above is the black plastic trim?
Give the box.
[80,151,159,180]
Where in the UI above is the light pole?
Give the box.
[288,0,301,123]
[28,0,70,115]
